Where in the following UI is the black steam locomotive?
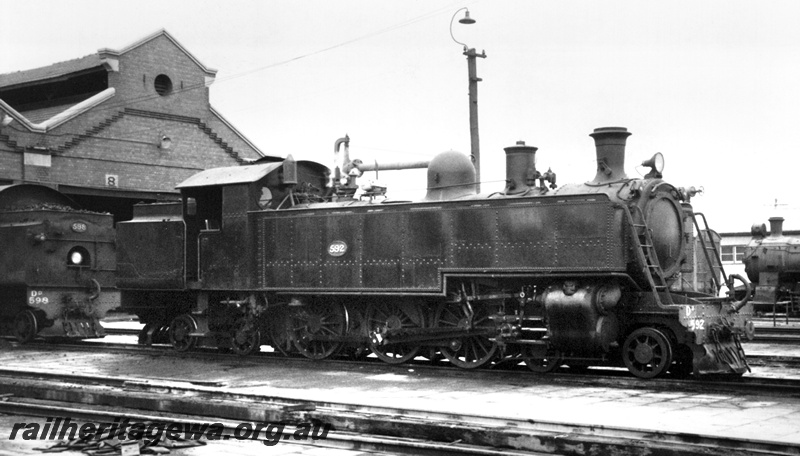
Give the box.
[0,184,118,341]
[743,217,800,315]
[116,127,754,378]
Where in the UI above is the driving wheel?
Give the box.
[231,318,261,356]
[622,327,673,379]
[366,301,425,364]
[435,302,498,369]
[291,302,347,360]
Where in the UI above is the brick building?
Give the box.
[0,29,276,221]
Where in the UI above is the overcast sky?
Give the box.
[3,0,800,232]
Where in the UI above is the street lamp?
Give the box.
[450,7,485,192]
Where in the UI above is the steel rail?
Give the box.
[0,400,537,456]
[0,368,795,456]
[6,337,800,396]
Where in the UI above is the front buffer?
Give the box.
[678,300,754,376]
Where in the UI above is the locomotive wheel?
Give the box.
[341,305,370,360]
[267,309,295,356]
[169,314,198,352]
[435,302,498,369]
[291,302,347,360]
[622,327,673,379]
[523,346,562,374]
[231,318,261,356]
[13,310,38,343]
[366,301,425,364]
[269,327,295,356]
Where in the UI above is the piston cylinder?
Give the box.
[542,282,621,354]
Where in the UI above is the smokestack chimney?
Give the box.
[590,127,631,184]
[769,216,784,237]
[503,140,538,194]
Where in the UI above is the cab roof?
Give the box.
[176,162,283,189]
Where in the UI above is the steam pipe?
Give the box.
[350,159,430,173]
[331,135,350,188]
[334,135,350,166]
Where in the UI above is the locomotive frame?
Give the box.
[116,127,754,379]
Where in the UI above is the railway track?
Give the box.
[98,326,800,389]
[0,366,796,456]
[9,335,800,397]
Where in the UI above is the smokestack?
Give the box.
[590,127,631,184]
[769,216,784,237]
[503,140,538,194]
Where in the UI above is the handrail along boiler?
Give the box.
[116,127,754,378]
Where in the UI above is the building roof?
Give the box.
[0,29,216,91]
[0,29,266,160]
[720,230,800,238]
[97,29,217,76]
[0,88,116,133]
[0,54,105,90]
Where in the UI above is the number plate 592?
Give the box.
[328,241,348,257]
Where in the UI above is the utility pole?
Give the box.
[451,8,484,192]
[464,47,486,192]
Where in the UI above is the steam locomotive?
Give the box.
[0,184,118,341]
[743,217,800,315]
[116,126,755,378]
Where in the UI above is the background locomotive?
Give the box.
[116,126,754,379]
[0,184,118,342]
[743,217,800,315]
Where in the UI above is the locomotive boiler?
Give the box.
[117,127,754,379]
[0,184,118,341]
[743,217,800,315]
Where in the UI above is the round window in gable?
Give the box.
[154,74,173,96]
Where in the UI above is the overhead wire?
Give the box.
[4,1,471,146]
[3,1,484,168]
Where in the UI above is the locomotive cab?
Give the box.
[176,157,330,290]
[119,158,330,291]
[118,157,330,350]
